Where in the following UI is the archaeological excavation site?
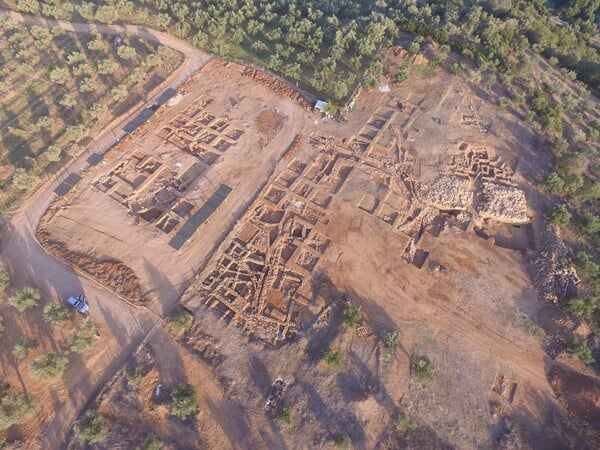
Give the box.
[29,49,599,449]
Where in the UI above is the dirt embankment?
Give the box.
[37,228,143,303]
[548,362,600,431]
[241,65,312,109]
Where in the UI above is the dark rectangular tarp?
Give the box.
[63,172,81,186]
[169,184,232,250]
[53,182,72,197]
[54,172,82,196]
[87,152,103,166]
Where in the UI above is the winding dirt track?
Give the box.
[0,10,211,448]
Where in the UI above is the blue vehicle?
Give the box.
[66,294,89,314]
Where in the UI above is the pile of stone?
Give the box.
[419,176,472,210]
[477,183,528,224]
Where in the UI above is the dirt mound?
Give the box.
[37,228,143,303]
[255,110,284,135]
[241,66,311,108]
[547,362,600,428]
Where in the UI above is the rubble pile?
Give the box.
[477,183,528,224]
[419,176,472,210]
[528,225,575,303]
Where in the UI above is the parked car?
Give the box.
[66,294,89,313]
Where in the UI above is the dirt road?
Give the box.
[0,10,211,448]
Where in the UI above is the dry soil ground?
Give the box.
[31,45,600,448]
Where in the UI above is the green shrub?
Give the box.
[0,316,4,338]
[383,331,400,348]
[29,353,69,381]
[275,403,292,427]
[395,412,417,432]
[43,303,72,328]
[542,172,565,193]
[333,431,351,449]
[171,312,194,333]
[574,180,600,203]
[568,297,598,321]
[0,392,35,429]
[70,317,98,353]
[569,339,595,364]
[171,383,198,420]
[545,204,571,226]
[580,214,600,235]
[521,312,539,335]
[323,349,344,370]
[8,287,41,312]
[411,355,436,381]
[12,338,38,360]
[0,267,10,292]
[575,251,600,279]
[125,365,143,386]
[136,434,164,450]
[342,305,361,328]
[76,410,106,444]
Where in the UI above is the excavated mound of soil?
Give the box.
[255,110,284,135]
[37,229,143,303]
[547,362,600,427]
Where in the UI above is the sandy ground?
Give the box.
[60,48,599,449]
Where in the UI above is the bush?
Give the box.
[0,316,4,338]
[569,339,595,364]
[43,303,72,328]
[275,403,292,427]
[568,297,598,321]
[171,383,198,420]
[76,410,106,444]
[541,172,565,193]
[323,348,344,370]
[8,287,41,312]
[136,434,164,450]
[12,339,38,360]
[333,431,351,449]
[70,318,98,353]
[575,251,600,279]
[125,365,143,386]
[0,266,10,292]
[395,412,417,432]
[580,214,600,235]
[12,168,39,191]
[0,392,35,429]
[383,331,400,348]
[342,305,361,328]
[171,312,193,333]
[545,204,571,226]
[29,353,69,381]
[411,355,436,381]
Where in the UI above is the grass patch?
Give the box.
[76,410,106,444]
[322,348,344,371]
[395,412,417,432]
[411,355,436,382]
[342,305,361,329]
[333,431,351,449]
[275,403,292,427]
[125,365,143,387]
[171,312,194,333]
[171,383,198,420]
